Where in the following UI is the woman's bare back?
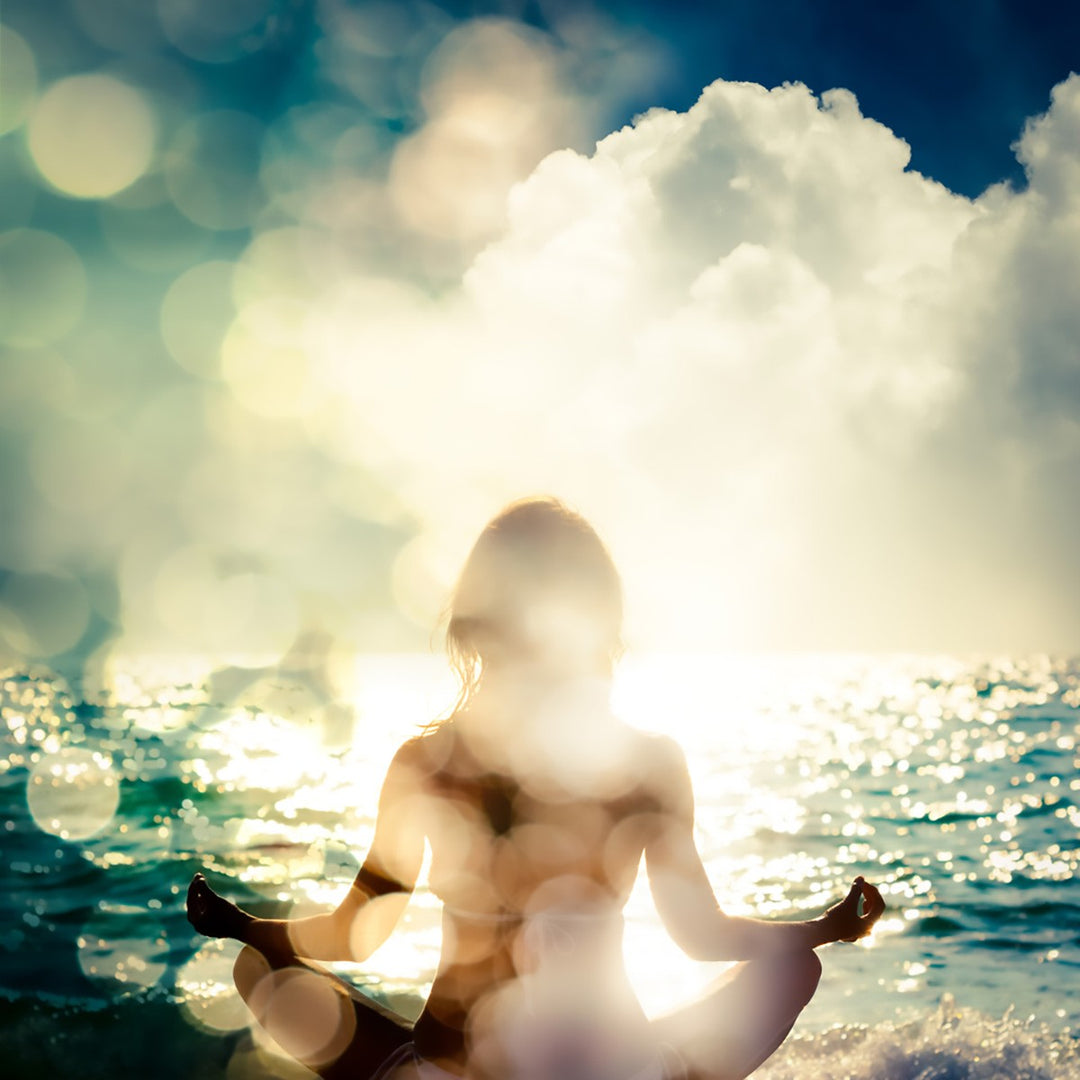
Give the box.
[391,711,677,1074]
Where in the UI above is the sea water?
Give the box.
[1,653,1078,1079]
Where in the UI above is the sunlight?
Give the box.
[347,654,458,737]
[207,711,331,792]
[622,868,727,1018]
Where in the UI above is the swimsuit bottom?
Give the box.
[375,911,686,1080]
[369,1041,687,1080]
[369,1042,457,1080]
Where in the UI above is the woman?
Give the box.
[187,496,885,1080]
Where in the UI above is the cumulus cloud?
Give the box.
[291,74,1080,652]
[3,5,1078,665]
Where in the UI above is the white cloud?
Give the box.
[273,73,1080,652]
[81,34,1079,661]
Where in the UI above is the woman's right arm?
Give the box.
[187,739,427,964]
[643,736,883,960]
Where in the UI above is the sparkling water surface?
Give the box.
[2,653,1078,1078]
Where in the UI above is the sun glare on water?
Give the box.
[8,649,1078,1042]
[171,653,834,1018]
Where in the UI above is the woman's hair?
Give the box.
[445,497,623,711]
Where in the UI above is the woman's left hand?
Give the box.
[822,877,885,943]
[186,873,248,940]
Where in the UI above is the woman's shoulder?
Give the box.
[619,727,692,809]
[625,726,687,771]
[392,719,460,775]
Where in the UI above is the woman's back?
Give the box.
[400,696,675,1077]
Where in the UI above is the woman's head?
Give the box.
[446,497,623,704]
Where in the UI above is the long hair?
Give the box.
[445,497,623,713]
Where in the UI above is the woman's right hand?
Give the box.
[186,872,249,939]
[822,877,885,943]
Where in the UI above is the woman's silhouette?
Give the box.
[187,497,884,1080]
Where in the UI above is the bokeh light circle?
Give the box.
[0,229,86,347]
[28,418,133,517]
[247,965,357,1068]
[160,260,237,377]
[0,26,38,134]
[392,535,455,630]
[0,571,91,657]
[177,939,250,1032]
[77,910,168,989]
[165,110,265,230]
[233,226,328,305]
[220,300,314,417]
[100,196,214,273]
[70,0,165,53]
[152,546,301,665]
[28,74,155,198]
[157,0,275,65]
[27,748,120,840]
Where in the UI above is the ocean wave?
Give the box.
[758,998,1080,1080]
[911,899,1080,938]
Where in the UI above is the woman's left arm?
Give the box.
[187,739,427,963]
[644,735,885,959]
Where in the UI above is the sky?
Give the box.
[1,0,1079,676]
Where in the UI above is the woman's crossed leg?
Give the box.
[652,949,822,1080]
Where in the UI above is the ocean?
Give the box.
[1,652,1078,1079]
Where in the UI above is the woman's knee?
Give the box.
[788,948,821,1005]
[754,948,821,1009]
[233,944,271,1002]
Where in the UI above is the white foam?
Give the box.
[757,997,1080,1080]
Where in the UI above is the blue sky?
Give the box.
[1,0,1079,666]
[11,1,1080,192]
[610,0,1079,196]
